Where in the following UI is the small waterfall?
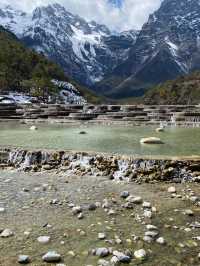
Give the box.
[160,120,168,128]
[8,150,26,166]
[8,150,41,169]
[41,151,50,164]
[170,114,177,127]
[113,159,129,180]
[21,152,33,169]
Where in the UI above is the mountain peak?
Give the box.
[109,0,123,8]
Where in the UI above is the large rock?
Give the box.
[140,137,164,144]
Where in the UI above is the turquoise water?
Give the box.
[0,122,200,157]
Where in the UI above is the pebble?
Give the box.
[145,231,159,238]
[156,237,166,245]
[143,235,153,243]
[184,228,191,232]
[190,196,198,203]
[185,209,194,216]
[168,186,176,193]
[96,248,110,257]
[24,231,31,236]
[77,213,84,219]
[144,210,152,218]
[108,209,116,216]
[42,251,61,262]
[68,250,76,257]
[115,238,122,244]
[72,206,82,215]
[110,256,120,265]
[22,188,30,192]
[98,259,110,266]
[0,207,5,213]
[37,236,50,244]
[0,229,14,238]
[98,233,106,240]
[18,255,30,264]
[142,201,151,208]
[88,203,97,211]
[120,191,130,199]
[134,249,147,259]
[146,224,158,230]
[113,250,131,263]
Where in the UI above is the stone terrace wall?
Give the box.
[0,103,200,124]
[0,148,200,183]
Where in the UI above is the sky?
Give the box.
[0,0,162,31]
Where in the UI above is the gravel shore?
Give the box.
[0,169,200,265]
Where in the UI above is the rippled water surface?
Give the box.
[0,122,200,156]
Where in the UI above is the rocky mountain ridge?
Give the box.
[0,3,138,88]
[96,0,200,98]
[1,0,200,100]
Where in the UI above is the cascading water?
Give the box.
[8,150,26,166]
[113,159,130,180]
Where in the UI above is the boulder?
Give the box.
[140,137,164,144]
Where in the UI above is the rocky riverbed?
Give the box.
[0,169,200,266]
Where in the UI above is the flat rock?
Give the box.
[18,255,30,264]
[42,251,61,262]
[126,196,142,204]
[37,236,50,244]
[140,137,164,144]
[0,229,14,238]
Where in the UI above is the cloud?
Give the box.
[1,0,162,31]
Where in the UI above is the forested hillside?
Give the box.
[144,72,200,105]
[0,26,100,103]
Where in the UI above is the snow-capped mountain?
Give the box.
[0,3,138,87]
[109,0,123,8]
[97,0,200,98]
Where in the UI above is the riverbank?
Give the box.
[0,169,200,265]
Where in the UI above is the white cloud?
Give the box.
[0,0,162,31]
